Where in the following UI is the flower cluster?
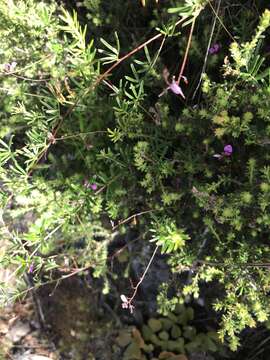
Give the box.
[214,144,233,159]
[120,294,135,313]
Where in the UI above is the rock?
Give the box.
[188,352,215,360]
[7,320,31,343]
[13,355,52,360]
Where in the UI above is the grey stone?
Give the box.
[7,321,31,343]
[14,354,52,360]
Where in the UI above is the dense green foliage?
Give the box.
[0,0,270,353]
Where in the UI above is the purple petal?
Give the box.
[4,63,11,72]
[224,144,233,156]
[90,183,98,191]
[169,81,185,98]
[209,43,220,55]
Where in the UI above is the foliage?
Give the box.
[0,0,270,353]
[151,218,190,254]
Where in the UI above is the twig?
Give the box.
[15,265,93,300]
[177,17,196,83]
[6,73,49,82]
[24,274,46,329]
[195,260,270,268]
[55,130,107,141]
[112,209,154,230]
[121,245,159,313]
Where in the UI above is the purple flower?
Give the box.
[4,61,17,73]
[83,180,98,191]
[90,183,98,191]
[209,43,221,55]
[213,144,233,159]
[28,264,34,274]
[224,144,233,156]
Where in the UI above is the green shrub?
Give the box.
[0,0,270,352]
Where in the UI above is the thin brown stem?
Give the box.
[177,17,196,83]
[193,260,270,268]
[128,245,159,304]
[55,130,107,141]
[112,209,154,230]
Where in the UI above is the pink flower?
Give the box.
[28,264,34,274]
[83,180,98,191]
[159,68,186,99]
[168,79,185,98]
[90,183,98,191]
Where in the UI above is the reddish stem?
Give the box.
[177,17,196,83]
[127,245,158,306]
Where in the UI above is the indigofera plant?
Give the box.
[0,0,270,353]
